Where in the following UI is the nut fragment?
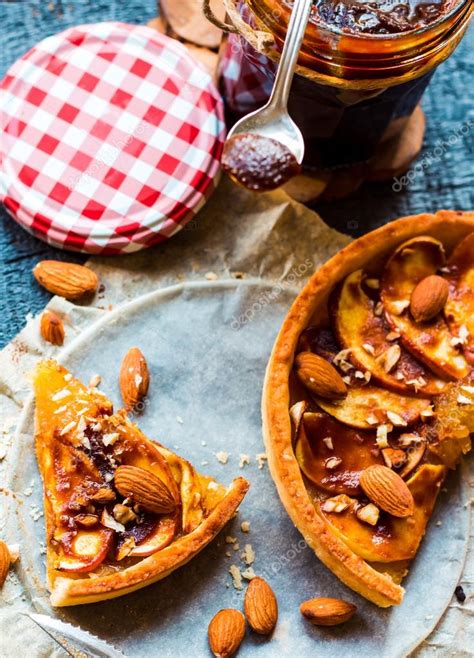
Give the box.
[382,448,407,470]
[376,344,401,373]
[116,536,136,561]
[75,513,99,528]
[244,576,278,635]
[90,488,116,504]
[33,260,99,300]
[208,609,246,658]
[300,597,356,626]
[356,503,380,526]
[113,503,137,525]
[294,352,347,400]
[114,465,176,514]
[325,456,342,470]
[399,441,426,479]
[360,464,414,518]
[40,311,65,346]
[0,541,12,588]
[410,275,449,322]
[119,347,150,410]
[321,494,353,513]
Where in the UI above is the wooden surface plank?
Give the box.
[0,1,472,346]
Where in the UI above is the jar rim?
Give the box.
[305,0,472,41]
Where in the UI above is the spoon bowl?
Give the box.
[223,0,313,174]
[227,104,305,165]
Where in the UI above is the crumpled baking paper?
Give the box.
[0,177,472,657]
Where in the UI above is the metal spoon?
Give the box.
[225,0,313,165]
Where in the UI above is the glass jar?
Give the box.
[215,0,472,169]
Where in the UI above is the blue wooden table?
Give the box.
[0,1,472,347]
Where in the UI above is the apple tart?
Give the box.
[263,211,474,607]
[34,360,249,607]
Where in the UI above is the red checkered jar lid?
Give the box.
[0,22,225,254]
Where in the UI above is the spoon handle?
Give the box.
[269,0,314,110]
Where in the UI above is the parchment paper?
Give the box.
[0,178,472,657]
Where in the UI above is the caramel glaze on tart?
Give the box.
[290,230,474,581]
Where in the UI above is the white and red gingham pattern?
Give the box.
[218,1,275,116]
[0,22,225,254]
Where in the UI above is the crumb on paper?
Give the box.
[225,551,231,557]
[0,445,6,461]
[176,416,184,424]
[242,567,256,581]
[29,504,43,521]
[241,543,255,566]
[215,451,229,464]
[201,460,209,466]
[233,543,240,551]
[256,453,267,469]
[240,521,250,533]
[225,535,237,544]
[201,440,207,446]
[239,454,250,468]
[436,521,442,527]
[88,374,101,388]
[205,271,218,281]
[232,272,245,279]
[229,564,243,590]
[7,544,20,562]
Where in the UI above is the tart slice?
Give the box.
[263,211,474,607]
[34,360,249,607]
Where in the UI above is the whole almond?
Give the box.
[119,347,150,410]
[410,275,449,322]
[360,464,414,518]
[114,465,175,514]
[295,352,347,399]
[208,609,246,658]
[33,261,99,300]
[0,541,11,588]
[40,311,65,346]
[300,597,356,626]
[244,576,278,635]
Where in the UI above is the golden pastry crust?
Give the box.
[49,477,249,607]
[262,210,474,607]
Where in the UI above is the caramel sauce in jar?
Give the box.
[307,0,457,35]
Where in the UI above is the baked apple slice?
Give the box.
[380,236,469,380]
[295,328,432,429]
[314,386,432,430]
[319,464,445,563]
[332,269,445,396]
[34,360,249,606]
[444,232,474,365]
[295,412,383,496]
